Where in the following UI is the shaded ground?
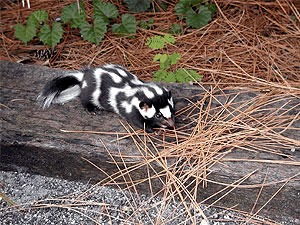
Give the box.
[2,170,294,225]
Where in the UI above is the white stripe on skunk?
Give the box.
[37,64,175,133]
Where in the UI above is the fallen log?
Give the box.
[1,60,299,223]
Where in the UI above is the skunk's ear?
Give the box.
[139,101,156,119]
[139,102,152,111]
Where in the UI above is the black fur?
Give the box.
[37,65,175,132]
[43,76,79,97]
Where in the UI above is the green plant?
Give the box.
[145,34,175,50]
[175,0,217,29]
[112,14,137,35]
[124,0,152,12]
[75,0,119,45]
[169,23,183,34]
[80,17,107,45]
[139,18,154,29]
[93,0,119,23]
[14,1,138,47]
[39,22,64,47]
[153,53,180,70]
[146,34,202,83]
[153,53,202,82]
[67,0,119,44]
[14,10,50,44]
[14,10,63,47]
[61,2,86,28]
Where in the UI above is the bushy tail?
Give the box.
[37,72,84,109]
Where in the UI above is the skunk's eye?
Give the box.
[155,112,162,118]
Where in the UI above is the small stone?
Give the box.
[200,218,210,225]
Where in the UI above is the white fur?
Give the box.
[159,105,172,119]
[109,84,140,114]
[168,97,174,108]
[110,84,155,114]
[110,85,158,117]
[54,85,81,104]
[116,68,128,77]
[70,72,84,82]
[103,64,115,69]
[121,97,139,114]
[103,64,119,71]
[147,83,163,95]
[95,68,123,83]
[39,92,56,109]
[115,84,157,100]
[103,64,130,77]
[108,87,120,114]
[108,71,122,83]
[125,97,157,119]
[39,85,81,109]
[140,87,155,99]
[141,105,156,119]
[121,101,132,113]
[92,71,102,107]
[130,74,144,85]
[123,84,138,97]
[82,80,88,89]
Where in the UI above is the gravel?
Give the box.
[0,171,293,225]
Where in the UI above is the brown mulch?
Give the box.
[1,0,299,85]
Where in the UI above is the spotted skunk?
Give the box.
[37,64,175,133]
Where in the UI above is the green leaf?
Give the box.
[163,34,175,45]
[80,17,107,45]
[14,10,48,44]
[39,22,63,47]
[174,0,191,16]
[175,0,202,16]
[148,18,154,24]
[28,10,48,28]
[139,18,153,29]
[186,7,212,28]
[175,70,187,82]
[139,20,148,29]
[175,0,216,29]
[165,72,177,82]
[146,34,175,50]
[153,69,168,81]
[146,35,165,50]
[169,53,181,65]
[175,68,202,82]
[124,0,151,12]
[160,54,168,64]
[154,70,177,83]
[156,54,170,70]
[112,14,136,35]
[93,0,118,22]
[207,3,218,14]
[170,23,183,34]
[14,23,36,44]
[153,53,162,62]
[188,69,202,81]
[61,2,86,28]
[153,53,180,70]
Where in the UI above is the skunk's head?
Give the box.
[138,89,175,132]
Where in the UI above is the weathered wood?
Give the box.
[1,60,299,223]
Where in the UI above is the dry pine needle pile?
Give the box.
[1,0,299,85]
